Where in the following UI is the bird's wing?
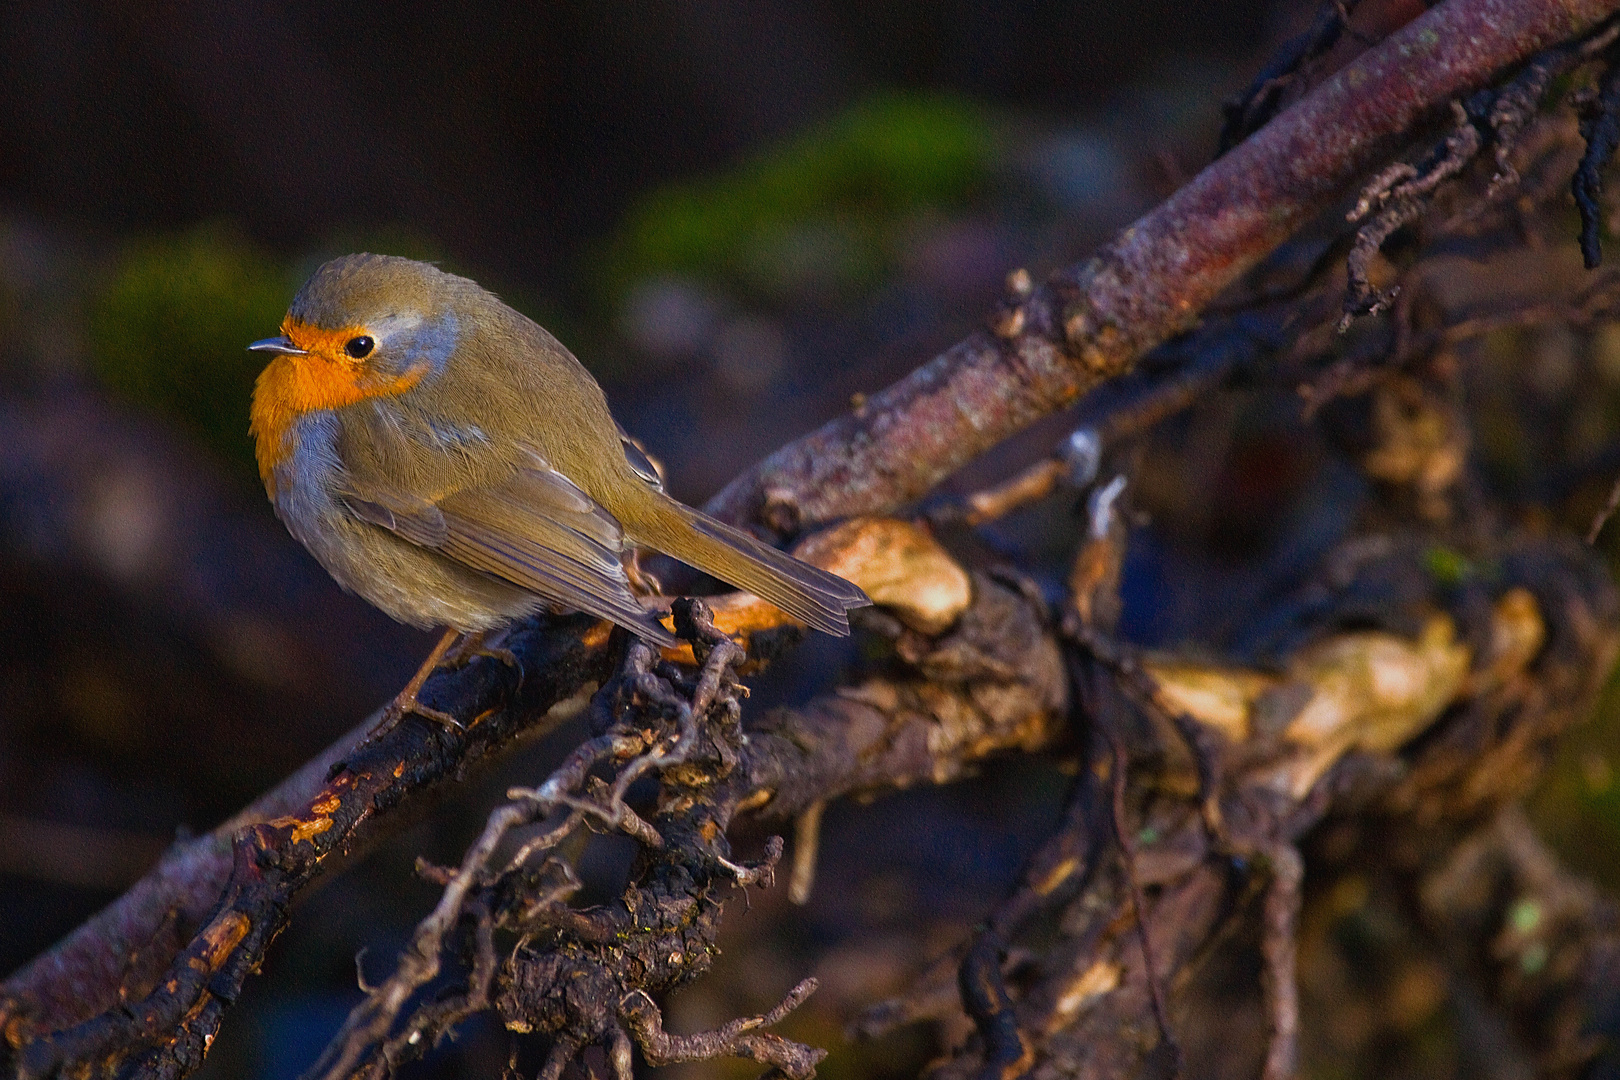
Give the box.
[341,450,675,645]
[341,487,449,547]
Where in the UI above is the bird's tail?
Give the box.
[632,497,870,636]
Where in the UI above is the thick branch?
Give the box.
[0,615,617,1044]
[735,571,1068,820]
[707,0,1620,536]
[1,536,1067,1074]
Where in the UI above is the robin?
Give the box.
[249,253,868,727]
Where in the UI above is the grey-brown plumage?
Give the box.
[250,254,869,649]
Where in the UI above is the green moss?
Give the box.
[603,92,995,303]
[1530,655,1620,892]
[1421,545,1474,586]
[88,224,292,476]
[1422,546,1502,598]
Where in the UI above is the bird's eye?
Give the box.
[344,335,375,359]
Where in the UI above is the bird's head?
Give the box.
[249,254,468,482]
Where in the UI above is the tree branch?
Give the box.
[706,0,1620,537]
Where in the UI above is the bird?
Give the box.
[249,253,869,728]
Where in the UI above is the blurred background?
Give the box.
[8,1,1620,1078]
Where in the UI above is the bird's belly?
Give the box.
[302,513,541,631]
[272,415,540,632]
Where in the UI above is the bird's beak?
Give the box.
[248,336,309,356]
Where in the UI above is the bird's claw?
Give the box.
[367,685,465,741]
[444,630,524,688]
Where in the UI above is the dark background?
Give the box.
[0,0,1261,287]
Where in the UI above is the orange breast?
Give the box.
[249,318,429,493]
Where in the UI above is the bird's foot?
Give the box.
[370,685,464,738]
[442,628,524,689]
[364,628,466,740]
[443,628,520,670]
